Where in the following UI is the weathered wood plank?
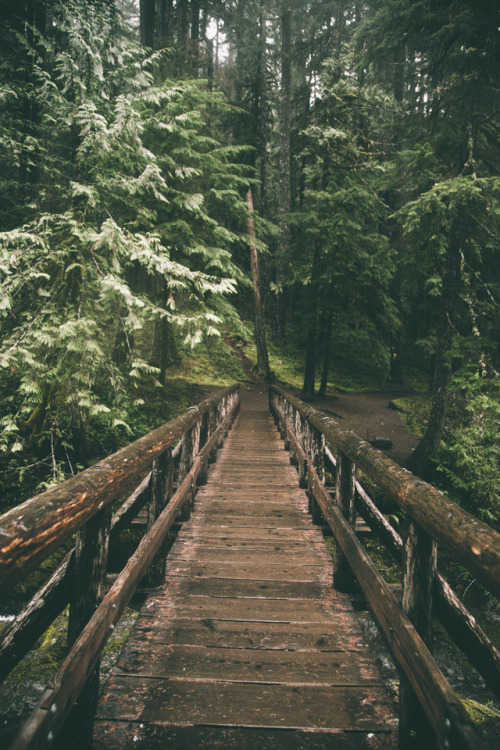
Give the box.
[139,593,356,622]
[114,643,385,684]
[168,545,332,564]
[93,721,395,749]
[163,576,329,600]
[165,560,328,581]
[131,616,369,652]
[96,677,395,730]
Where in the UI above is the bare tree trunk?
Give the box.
[318,299,334,397]
[247,189,273,381]
[275,2,291,343]
[301,247,321,399]
[408,219,462,478]
[140,0,155,48]
[159,0,173,45]
[257,0,268,214]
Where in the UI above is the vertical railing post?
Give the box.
[308,423,325,525]
[297,412,308,488]
[332,451,356,591]
[62,505,111,748]
[178,415,201,521]
[197,410,211,486]
[144,448,173,587]
[399,520,438,749]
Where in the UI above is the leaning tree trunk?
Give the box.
[408,218,462,479]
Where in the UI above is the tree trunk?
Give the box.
[318,299,334,396]
[301,247,321,399]
[275,2,292,343]
[178,0,189,73]
[159,0,173,44]
[140,0,155,48]
[408,219,462,478]
[256,0,268,214]
[247,188,272,381]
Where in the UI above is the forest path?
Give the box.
[94,386,397,748]
[305,391,419,466]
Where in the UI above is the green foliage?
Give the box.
[290,52,399,378]
[437,373,500,525]
[0,1,261,504]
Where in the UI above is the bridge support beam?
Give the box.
[61,505,112,749]
[144,449,174,587]
[332,452,357,592]
[399,520,438,750]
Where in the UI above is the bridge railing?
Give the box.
[270,384,500,750]
[0,385,240,750]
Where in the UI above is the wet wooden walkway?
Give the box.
[94,388,396,749]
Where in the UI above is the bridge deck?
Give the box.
[94,388,397,748]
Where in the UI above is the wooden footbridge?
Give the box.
[1,384,499,750]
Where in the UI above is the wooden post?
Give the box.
[61,506,111,749]
[144,449,173,587]
[399,519,438,749]
[297,413,308,488]
[308,425,325,525]
[178,418,201,520]
[333,451,356,591]
[197,411,210,486]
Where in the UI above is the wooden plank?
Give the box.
[131,616,369,652]
[174,526,325,541]
[164,576,329,600]
[168,546,331,564]
[114,643,384,685]
[139,594,354,621]
[93,721,395,750]
[165,560,328,581]
[96,677,396,731]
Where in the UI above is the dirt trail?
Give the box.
[305,391,420,466]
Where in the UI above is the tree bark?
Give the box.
[247,188,272,381]
[275,2,292,343]
[159,0,173,44]
[408,218,462,478]
[140,0,155,48]
[301,248,321,399]
[318,288,334,396]
[256,0,268,214]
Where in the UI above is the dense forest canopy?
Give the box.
[0,0,499,525]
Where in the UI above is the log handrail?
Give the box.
[1,385,240,750]
[270,384,500,598]
[0,385,239,593]
[268,385,500,750]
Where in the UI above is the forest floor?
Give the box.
[301,391,419,466]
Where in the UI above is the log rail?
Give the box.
[0,385,240,750]
[269,384,500,750]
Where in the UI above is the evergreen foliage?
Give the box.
[0,0,498,524]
